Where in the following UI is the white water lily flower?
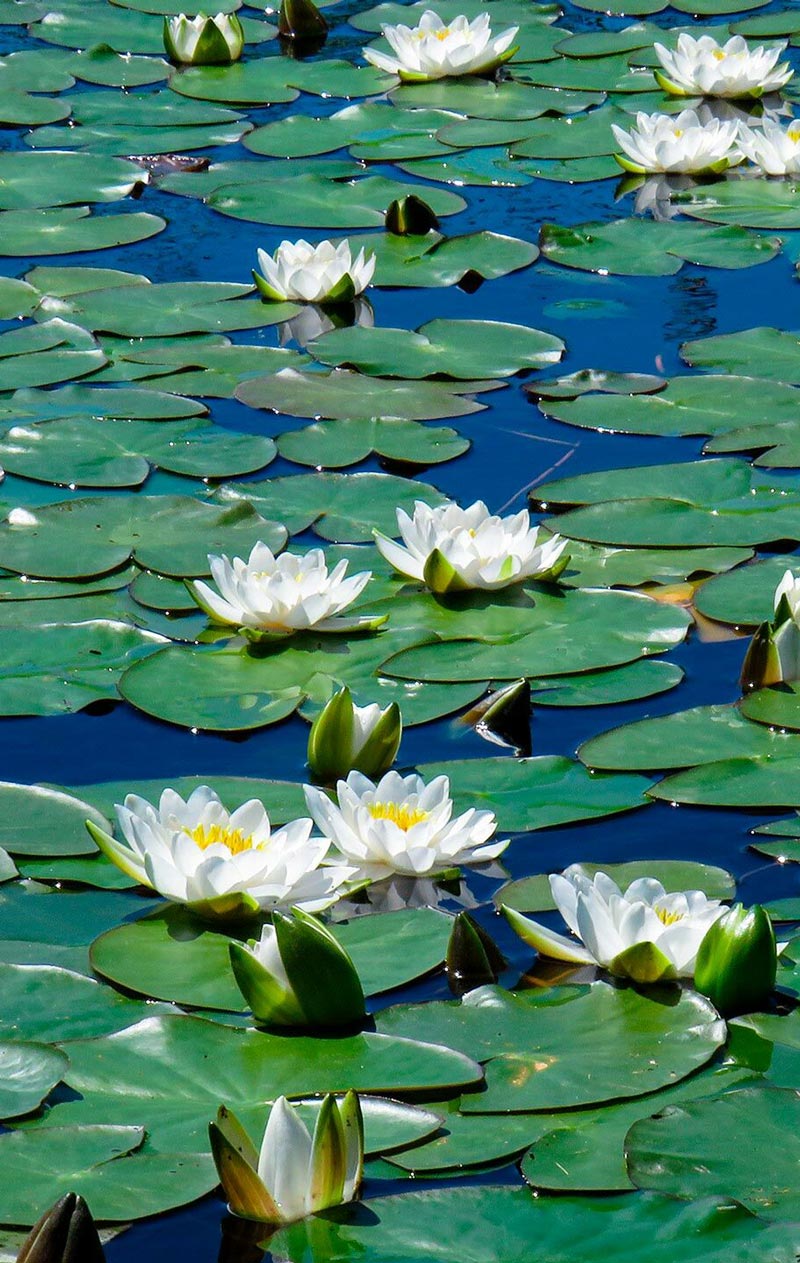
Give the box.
[163,12,244,64]
[87,786,355,921]
[304,769,507,882]
[374,499,568,593]
[364,9,518,82]
[210,1092,364,1223]
[187,542,385,642]
[253,240,376,305]
[502,866,726,984]
[612,108,742,174]
[654,34,793,99]
[738,117,800,174]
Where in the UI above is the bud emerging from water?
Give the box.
[17,1194,105,1263]
[694,902,777,1017]
[307,687,402,784]
[163,12,244,64]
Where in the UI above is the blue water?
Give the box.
[2,0,800,1255]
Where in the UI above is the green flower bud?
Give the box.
[278,0,328,41]
[229,907,366,1028]
[384,195,439,236]
[446,911,506,996]
[17,1194,105,1263]
[307,686,402,784]
[694,903,777,1017]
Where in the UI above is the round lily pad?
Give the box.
[0,782,109,857]
[0,1040,68,1120]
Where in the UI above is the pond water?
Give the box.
[2,0,800,1258]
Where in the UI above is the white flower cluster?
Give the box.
[612,35,800,177]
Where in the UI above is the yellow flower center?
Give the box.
[654,905,684,927]
[185,823,257,855]
[712,49,725,60]
[673,128,683,138]
[367,802,429,830]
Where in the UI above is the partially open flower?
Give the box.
[741,568,800,691]
[502,866,726,984]
[163,12,244,64]
[307,687,402,784]
[210,1093,363,1223]
[374,499,568,593]
[187,542,385,643]
[654,33,792,99]
[738,116,800,174]
[229,908,366,1028]
[253,240,375,305]
[86,785,354,922]
[364,9,518,82]
[304,769,507,882]
[612,108,741,174]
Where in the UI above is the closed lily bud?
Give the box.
[229,907,366,1028]
[163,12,244,65]
[307,686,402,784]
[446,911,506,996]
[384,194,439,236]
[17,1194,105,1263]
[694,902,777,1017]
[209,1092,364,1223]
[278,0,328,40]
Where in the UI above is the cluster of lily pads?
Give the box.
[7,0,800,1258]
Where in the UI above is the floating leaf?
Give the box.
[540,220,779,276]
[0,207,165,256]
[0,783,109,857]
[0,1041,68,1120]
[208,173,465,228]
[236,367,496,422]
[277,417,469,469]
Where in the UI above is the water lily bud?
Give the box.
[694,902,777,1017]
[307,687,402,784]
[163,12,244,65]
[17,1194,105,1263]
[446,911,506,996]
[229,907,366,1028]
[278,0,328,41]
[210,1092,364,1223]
[466,679,531,756]
[384,194,439,235]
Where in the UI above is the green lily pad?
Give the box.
[0,90,71,125]
[237,367,495,422]
[0,152,146,210]
[673,180,800,230]
[91,905,452,1009]
[741,685,800,731]
[278,417,469,469]
[542,460,800,548]
[415,756,651,830]
[208,173,464,228]
[29,120,252,155]
[274,1185,800,1263]
[344,230,539,287]
[67,43,171,87]
[39,280,298,337]
[0,207,165,256]
[627,1085,800,1219]
[529,659,684,706]
[389,78,604,117]
[33,4,273,52]
[0,276,41,320]
[0,884,157,945]
[540,219,780,276]
[0,383,206,422]
[694,555,797,626]
[17,855,137,890]
[0,783,109,857]
[0,964,172,1041]
[0,319,105,391]
[379,982,723,1110]
[579,703,800,771]
[0,1041,68,1120]
[0,496,286,579]
[216,471,447,541]
[382,587,690,682]
[400,149,535,186]
[563,541,752,588]
[0,416,276,488]
[309,319,563,379]
[650,754,800,809]
[0,1125,215,1225]
[681,327,800,383]
[496,860,735,912]
[522,1063,759,1193]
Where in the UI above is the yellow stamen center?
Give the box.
[712,49,725,60]
[185,823,256,855]
[367,802,429,830]
[673,128,683,138]
[654,906,684,926]
[435,27,450,38]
